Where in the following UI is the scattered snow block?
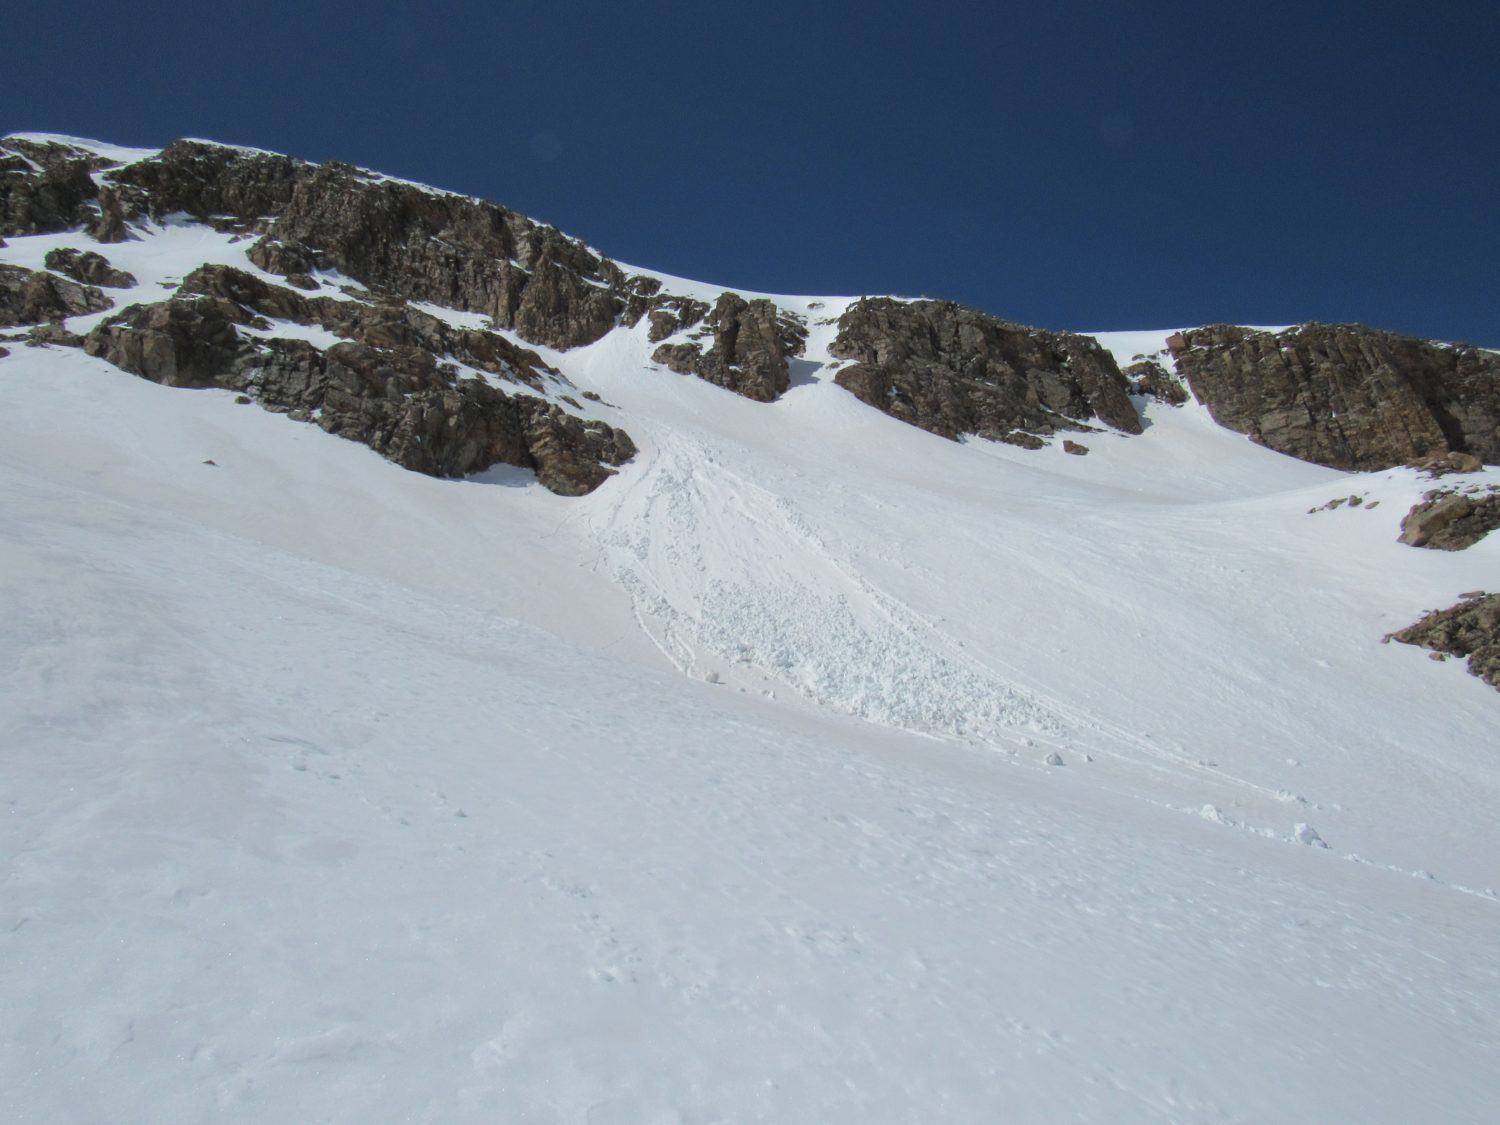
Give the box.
[1200,804,1226,823]
[1044,751,1065,766]
[1293,823,1328,848]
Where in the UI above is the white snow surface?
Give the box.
[3,206,1500,1123]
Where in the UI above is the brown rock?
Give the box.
[90,185,131,243]
[1123,358,1189,405]
[26,323,85,348]
[107,141,640,351]
[1063,440,1090,455]
[651,292,805,402]
[0,262,113,326]
[84,296,245,387]
[44,247,137,288]
[1408,450,1483,477]
[0,137,107,237]
[1170,323,1500,470]
[1390,593,1500,690]
[1399,489,1500,550]
[829,298,1141,445]
[82,293,634,493]
[645,296,710,343]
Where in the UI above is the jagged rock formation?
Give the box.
[828,298,1140,445]
[646,296,710,344]
[83,268,635,494]
[9,133,1500,497]
[102,140,663,352]
[0,262,112,326]
[1399,488,1500,550]
[43,247,135,288]
[0,137,111,236]
[651,292,807,402]
[1391,593,1500,691]
[1170,324,1500,470]
[1122,358,1189,405]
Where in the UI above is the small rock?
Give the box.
[1062,439,1090,456]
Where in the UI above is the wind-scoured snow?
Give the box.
[2,204,1499,1123]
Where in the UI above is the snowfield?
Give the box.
[2,179,1499,1122]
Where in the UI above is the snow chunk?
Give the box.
[1293,823,1328,848]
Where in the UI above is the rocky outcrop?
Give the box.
[104,141,659,351]
[1169,324,1500,470]
[1123,358,1189,405]
[0,138,109,237]
[1399,488,1500,550]
[82,287,635,494]
[1390,592,1500,691]
[651,292,806,402]
[43,247,136,288]
[828,298,1140,445]
[1409,451,1484,477]
[646,296,710,344]
[0,262,112,326]
[179,263,555,389]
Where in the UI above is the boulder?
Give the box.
[44,247,137,288]
[1399,489,1500,550]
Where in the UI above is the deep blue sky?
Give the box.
[5,1,1497,344]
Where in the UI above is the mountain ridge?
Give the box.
[3,132,1499,1123]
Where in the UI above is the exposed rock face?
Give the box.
[828,298,1141,444]
[1391,592,1500,691]
[651,292,806,402]
[83,279,635,494]
[1170,324,1500,470]
[646,296,710,343]
[44,247,136,288]
[104,141,658,351]
[0,138,109,237]
[179,264,555,390]
[0,262,112,326]
[1399,488,1500,550]
[1123,358,1189,405]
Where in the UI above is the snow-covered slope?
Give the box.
[3,140,1498,1123]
